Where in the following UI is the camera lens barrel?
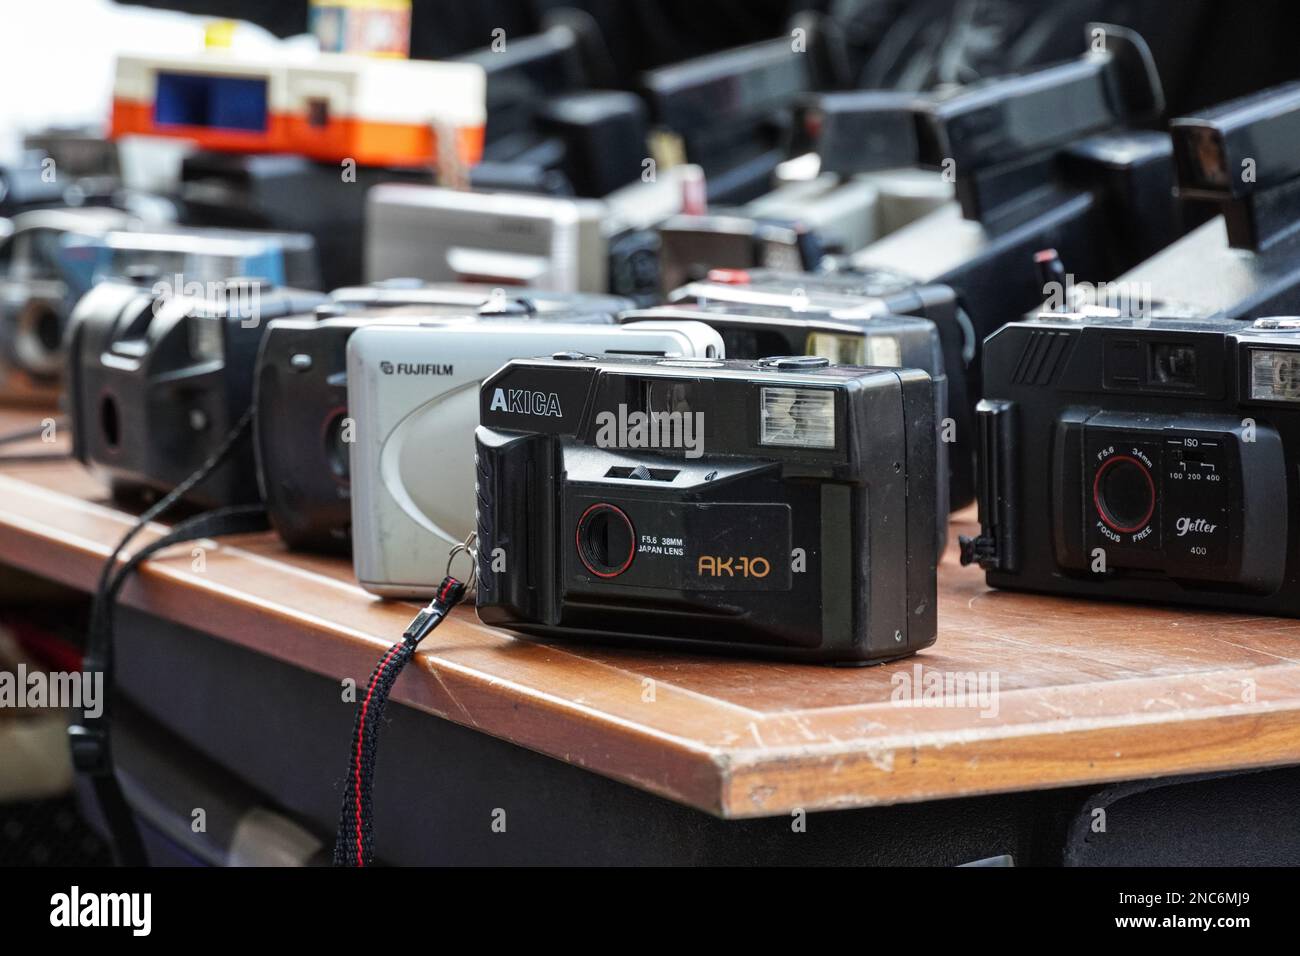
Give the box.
[1092,454,1156,534]
[575,503,636,578]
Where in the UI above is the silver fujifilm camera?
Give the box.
[347,319,724,596]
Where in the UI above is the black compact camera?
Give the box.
[656,214,826,292]
[68,275,326,509]
[474,352,938,663]
[669,267,972,509]
[659,282,948,381]
[253,283,629,553]
[961,311,1300,617]
[619,297,951,544]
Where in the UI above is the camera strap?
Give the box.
[333,571,470,867]
[70,406,266,866]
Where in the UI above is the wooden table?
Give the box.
[2,409,1299,823]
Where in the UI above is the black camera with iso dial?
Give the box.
[961,310,1300,616]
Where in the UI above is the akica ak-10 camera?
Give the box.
[68,276,327,508]
[347,319,724,597]
[961,310,1300,616]
[474,353,939,663]
[253,283,630,553]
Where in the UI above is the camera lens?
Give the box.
[646,380,697,416]
[28,301,62,353]
[14,299,66,376]
[100,394,121,450]
[324,411,350,485]
[576,503,636,578]
[1093,455,1155,533]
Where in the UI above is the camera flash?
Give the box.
[1249,347,1300,402]
[760,387,835,449]
[807,332,901,368]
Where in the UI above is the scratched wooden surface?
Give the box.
[1,408,1298,818]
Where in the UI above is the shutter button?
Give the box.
[757,356,831,370]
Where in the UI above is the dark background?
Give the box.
[122,0,1300,115]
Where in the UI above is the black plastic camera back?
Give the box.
[474,352,938,663]
[853,21,1178,291]
[460,12,649,199]
[1031,83,1300,354]
[1170,81,1300,254]
[806,22,1163,218]
[961,311,1300,617]
[641,14,846,205]
[67,274,326,509]
[807,24,1185,510]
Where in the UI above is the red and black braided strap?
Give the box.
[334,576,466,867]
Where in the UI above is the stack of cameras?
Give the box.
[13,16,1300,669]
[959,78,1300,617]
[59,264,943,663]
